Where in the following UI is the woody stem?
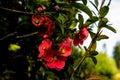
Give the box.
[69,28,101,80]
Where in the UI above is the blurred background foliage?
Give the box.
[0,0,120,80]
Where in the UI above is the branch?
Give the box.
[16,31,39,38]
[107,0,112,6]
[99,0,105,12]
[0,32,17,40]
[0,7,34,15]
[69,28,101,80]
[0,31,39,40]
[0,7,56,15]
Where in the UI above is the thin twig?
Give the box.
[107,0,112,6]
[0,32,17,40]
[99,0,105,12]
[0,31,39,40]
[69,28,101,80]
[0,7,56,15]
[16,31,39,38]
[0,7,34,15]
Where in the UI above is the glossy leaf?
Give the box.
[78,14,84,28]
[90,1,98,11]
[98,18,108,27]
[94,0,99,7]
[91,56,97,65]
[69,21,77,29]
[55,19,64,34]
[105,25,117,33]
[99,6,109,17]
[89,51,98,56]
[85,16,98,26]
[8,44,21,52]
[82,0,87,5]
[97,35,109,41]
[89,31,96,39]
[71,3,92,18]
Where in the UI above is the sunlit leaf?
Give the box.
[82,0,87,5]
[85,16,98,26]
[94,0,99,7]
[90,1,98,11]
[71,3,92,18]
[78,14,84,28]
[97,35,109,41]
[8,44,21,52]
[91,57,97,65]
[89,51,98,56]
[98,18,108,27]
[89,31,96,39]
[105,25,117,33]
[69,21,77,29]
[99,6,109,17]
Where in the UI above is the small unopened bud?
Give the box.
[54,5,59,11]
[38,7,43,12]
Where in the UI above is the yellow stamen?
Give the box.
[54,56,57,61]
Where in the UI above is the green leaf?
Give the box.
[85,16,98,26]
[69,21,77,29]
[91,57,97,65]
[71,3,92,18]
[97,35,109,41]
[102,18,108,24]
[57,13,66,24]
[55,19,64,34]
[55,0,67,4]
[89,51,98,56]
[78,14,84,28]
[27,0,39,12]
[94,0,99,7]
[82,0,87,5]
[90,1,98,11]
[99,6,109,17]
[58,23,64,34]
[8,44,21,52]
[89,31,96,39]
[105,25,117,33]
[98,18,108,27]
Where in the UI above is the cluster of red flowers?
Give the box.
[31,12,89,71]
[32,15,55,38]
[38,37,72,71]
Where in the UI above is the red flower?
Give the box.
[59,37,72,57]
[43,50,66,71]
[38,39,52,58]
[64,36,73,45]
[31,14,44,27]
[40,16,55,38]
[73,26,88,46]
[32,15,55,38]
